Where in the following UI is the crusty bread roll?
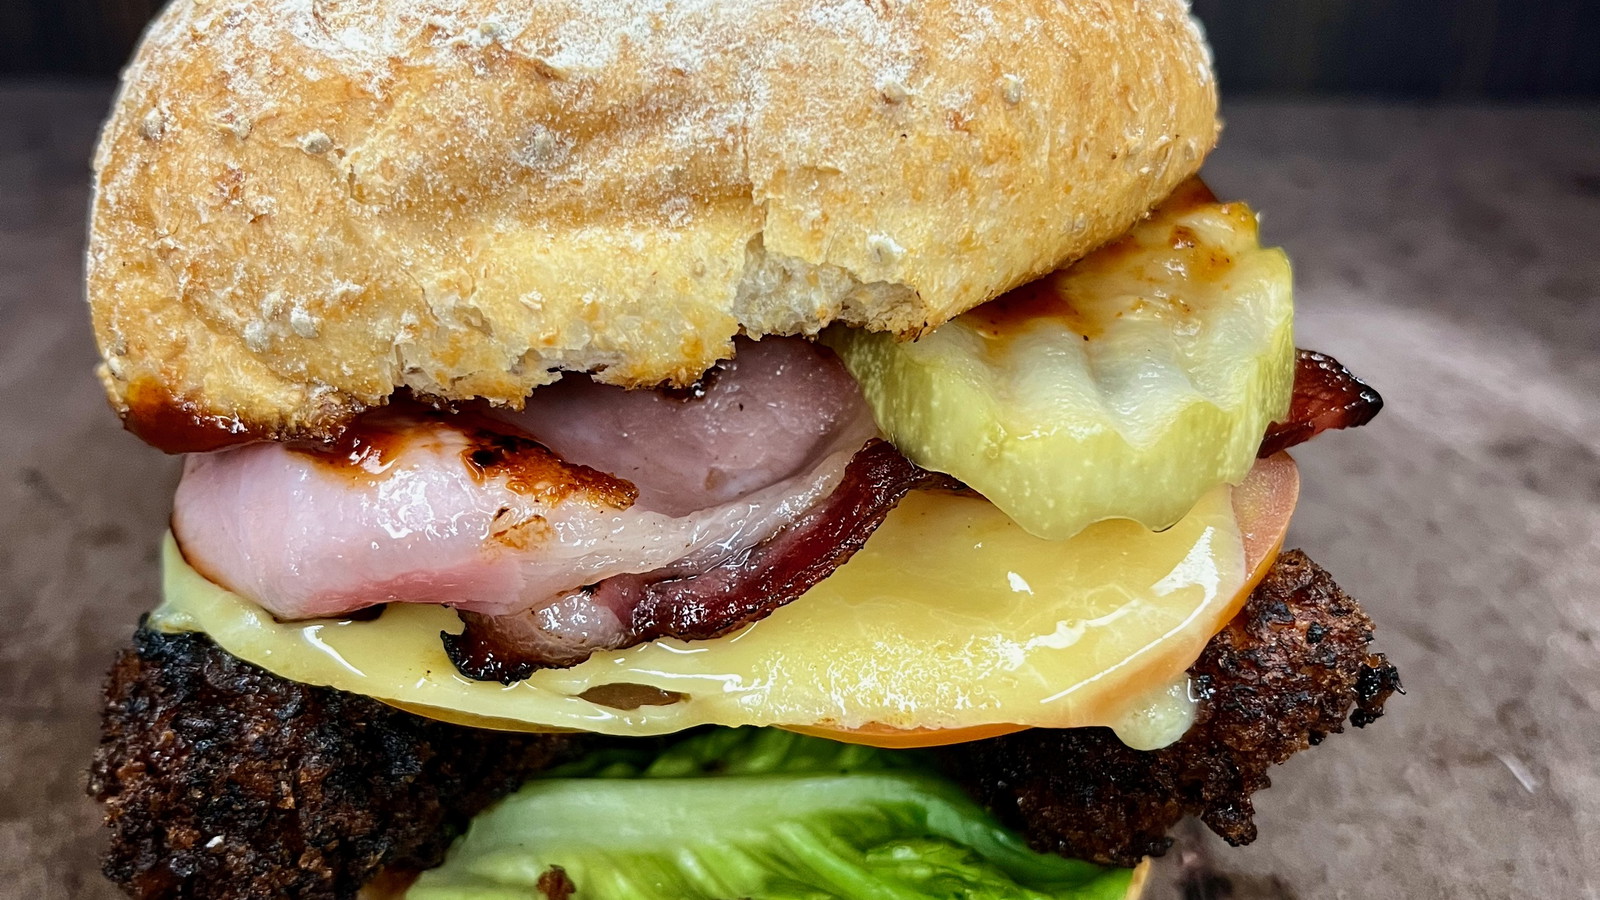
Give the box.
[89,0,1218,450]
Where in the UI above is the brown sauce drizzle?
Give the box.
[309,418,411,478]
[967,275,1104,341]
[121,379,281,454]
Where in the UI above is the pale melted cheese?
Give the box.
[151,485,1246,746]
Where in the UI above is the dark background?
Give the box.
[3,0,1599,97]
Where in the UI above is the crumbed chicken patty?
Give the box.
[942,550,1401,866]
[87,628,584,900]
[88,550,1397,899]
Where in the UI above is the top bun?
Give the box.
[88,0,1218,451]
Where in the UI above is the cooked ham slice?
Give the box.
[171,337,877,621]
[444,439,953,678]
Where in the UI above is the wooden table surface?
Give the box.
[2,84,1597,900]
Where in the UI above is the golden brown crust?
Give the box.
[89,0,1218,449]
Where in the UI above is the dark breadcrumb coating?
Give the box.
[87,550,1397,897]
[942,549,1402,867]
[86,626,580,900]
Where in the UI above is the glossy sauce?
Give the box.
[121,378,280,454]
[968,274,1105,342]
[300,417,411,480]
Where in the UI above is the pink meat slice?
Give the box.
[171,337,877,621]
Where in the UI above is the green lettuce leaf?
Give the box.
[408,728,1133,900]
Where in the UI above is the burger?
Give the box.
[83,1,1401,898]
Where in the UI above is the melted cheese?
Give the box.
[151,481,1250,746]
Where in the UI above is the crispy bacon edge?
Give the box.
[442,439,955,681]
[1260,349,1384,457]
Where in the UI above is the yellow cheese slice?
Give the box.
[151,483,1246,744]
